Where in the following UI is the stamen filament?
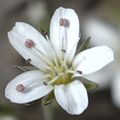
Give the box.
[45,73,64,85]
[54,58,60,70]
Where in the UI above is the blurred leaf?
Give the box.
[77,36,91,53]
[25,99,41,106]
[42,91,54,106]
[0,105,15,115]
[73,76,98,90]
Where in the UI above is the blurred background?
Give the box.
[0,0,120,120]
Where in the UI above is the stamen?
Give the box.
[54,70,58,76]
[16,84,25,92]
[61,48,66,53]
[46,73,64,85]
[77,70,82,74]
[61,57,68,72]
[25,39,34,48]
[66,70,75,74]
[59,18,70,27]
[43,82,48,86]
[67,63,72,69]
[26,58,31,64]
[54,58,59,70]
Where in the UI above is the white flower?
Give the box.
[111,71,120,108]
[5,7,114,115]
[83,18,120,50]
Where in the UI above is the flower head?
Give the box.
[5,7,114,115]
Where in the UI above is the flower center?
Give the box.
[44,60,72,85]
[44,57,82,86]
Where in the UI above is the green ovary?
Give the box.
[52,73,73,85]
[46,58,74,85]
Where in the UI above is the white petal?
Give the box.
[54,80,88,115]
[73,46,114,75]
[50,7,80,59]
[111,72,120,108]
[8,22,54,70]
[5,70,53,104]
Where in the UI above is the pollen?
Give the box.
[16,84,25,92]
[25,39,34,48]
[59,18,70,27]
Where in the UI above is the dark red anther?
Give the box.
[26,58,31,64]
[59,18,70,27]
[77,70,82,74]
[16,84,25,92]
[25,39,34,48]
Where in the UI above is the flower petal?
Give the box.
[5,70,53,104]
[73,46,114,75]
[50,7,80,59]
[54,80,88,115]
[8,22,54,70]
